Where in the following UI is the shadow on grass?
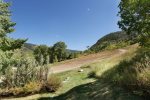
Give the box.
[38,55,146,100]
[38,78,142,100]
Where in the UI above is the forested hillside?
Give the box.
[24,43,36,51]
[90,31,135,52]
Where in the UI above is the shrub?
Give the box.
[10,87,24,96]
[0,74,62,97]
[88,66,101,78]
[88,70,97,78]
[0,56,50,89]
[44,74,62,92]
[0,50,62,97]
[0,56,38,88]
[23,81,42,94]
[0,88,13,97]
[0,87,24,97]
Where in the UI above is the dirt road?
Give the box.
[50,49,127,73]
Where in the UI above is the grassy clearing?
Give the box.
[3,44,143,100]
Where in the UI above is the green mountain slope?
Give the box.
[24,43,36,51]
[90,31,134,52]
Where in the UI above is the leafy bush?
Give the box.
[0,56,38,88]
[0,51,15,74]
[0,52,50,88]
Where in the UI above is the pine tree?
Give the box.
[0,0,26,73]
[0,0,26,51]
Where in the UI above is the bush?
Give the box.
[44,75,62,92]
[23,81,42,94]
[0,56,50,89]
[0,87,24,97]
[10,87,24,96]
[0,51,15,75]
[0,52,62,97]
[88,71,97,78]
[0,57,38,88]
[88,67,101,78]
[0,74,62,97]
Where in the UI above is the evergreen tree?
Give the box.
[0,1,26,51]
[0,0,26,73]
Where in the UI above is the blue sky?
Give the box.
[8,0,121,50]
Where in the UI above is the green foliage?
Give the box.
[0,50,14,74]
[90,31,133,52]
[52,41,67,62]
[33,41,80,65]
[23,81,42,94]
[0,0,76,98]
[0,2,26,51]
[0,74,62,97]
[0,56,37,88]
[34,45,49,65]
[103,48,150,98]
[44,74,62,92]
[117,0,150,98]
[23,43,36,51]
[68,52,79,59]
[118,0,150,47]
[0,51,62,97]
[0,1,26,72]
[88,69,97,78]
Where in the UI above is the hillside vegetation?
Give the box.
[90,31,135,52]
[23,43,36,52]
[7,45,142,100]
[0,0,149,99]
[23,43,81,54]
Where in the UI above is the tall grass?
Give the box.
[88,45,138,79]
[101,48,150,98]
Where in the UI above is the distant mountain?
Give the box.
[23,43,81,53]
[67,49,81,53]
[90,31,135,52]
[24,43,37,51]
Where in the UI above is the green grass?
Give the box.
[45,46,139,99]
[4,44,143,100]
[37,45,142,100]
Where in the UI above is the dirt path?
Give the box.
[50,49,127,73]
